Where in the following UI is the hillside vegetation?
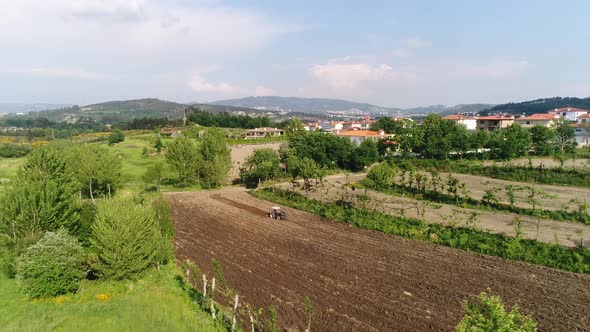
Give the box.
[484,96,590,115]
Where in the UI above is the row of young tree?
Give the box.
[371,114,577,160]
[0,142,173,298]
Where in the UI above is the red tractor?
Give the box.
[268,206,287,220]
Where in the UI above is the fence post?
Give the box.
[210,277,216,319]
[231,294,239,331]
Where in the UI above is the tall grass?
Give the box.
[0,266,220,332]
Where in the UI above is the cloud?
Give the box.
[392,37,429,57]
[255,86,275,96]
[0,66,109,80]
[187,75,275,97]
[311,57,395,89]
[187,75,248,95]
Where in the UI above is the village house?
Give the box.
[245,127,285,139]
[442,114,477,130]
[304,122,322,132]
[320,121,344,133]
[476,115,515,131]
[335,128,392,145]
[577,113,590,125]
[514,113,560,128]
[552,107,589,122]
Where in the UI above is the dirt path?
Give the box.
[229,142,282,180]
[167,188,590,331]
[287,173,590,248]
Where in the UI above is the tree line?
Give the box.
[371,114,576,160]
[188,107,272,129]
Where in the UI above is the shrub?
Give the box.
[16,230,86,298]
[107,129,125,145]
[456,290,537,332]
[90,199,164,280]
[0,142,32,158]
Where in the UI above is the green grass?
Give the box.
[0,157,24,181]
[0,265,220,332]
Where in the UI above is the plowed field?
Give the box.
[166,188,590,331]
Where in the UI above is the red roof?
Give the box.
[578,113,590,119]
[443,114,475,120]
[553,107,589,113]
[515,113,559,121]
[336,130,388,137]
[477,115,515,120]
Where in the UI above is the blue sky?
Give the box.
[1,0,589,107]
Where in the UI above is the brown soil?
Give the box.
[167,188,590,332]
[284,173,590,248]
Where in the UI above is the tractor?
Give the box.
[268,206,287,220]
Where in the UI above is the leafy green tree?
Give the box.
[456,290,537,332]
[285,118,306,137]
[241,148,280,186]
[289,131,354,169]
[107,129,125,145]
[90,199,163,280]
[16,229,86,298]
[154,137,163,153]
[143,162,165,191]
[68,145,122,201]
[364,162,397,190]
[489,124,531,160]
[165,137,200,186]
[530,125,555,156]
[349,139,380,171]
[552,117,576,155]
[197,128,232,188]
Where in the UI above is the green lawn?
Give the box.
[0,266,220,332]
[0,157,24,181]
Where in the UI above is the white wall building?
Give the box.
[442,114,477,130]
[552,107,589,122]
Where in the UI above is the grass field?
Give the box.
[0,265,219,332]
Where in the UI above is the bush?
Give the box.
[107,129,125,145]
[0,143,32,158]
[16,230,86,298]
[90,199,166,279]
[456,290,537,332]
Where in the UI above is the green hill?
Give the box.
[483,97,590,116]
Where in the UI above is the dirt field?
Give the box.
[282,174,590,248]
[483,157,590,169]
[229,142,282,180]
[167,188,590,331]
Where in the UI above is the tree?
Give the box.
[241,148,280,186]
[90,199,163,280]
[364,162,397,190]
[165,137,200,186]
[68,145,122,201]
[154,137,163,154]
[107,129,125,145]
[197,128,232,188]
[285,118,306,137]
[349,139,380,171]
[552,117,576,155]
[530,125,555,156]
[491,124,531,160]
[456,290,537,332]
[16,229,86,298]
[143,162,165,191]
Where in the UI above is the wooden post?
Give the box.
[536,219,540,241]
[210,277,216,319]
[202,274,207,298]
[248,309,255,332]
[231,294,239,331]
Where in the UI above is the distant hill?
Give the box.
[210,96,494,116]
[483,97,590,116]
[0,103,73,114]
[210,96,397,114]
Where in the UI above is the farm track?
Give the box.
[167,188,590,332]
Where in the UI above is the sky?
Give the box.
[1,0,590,108]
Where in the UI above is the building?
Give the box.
[304,122,322,131]
[573,125,590,147]
[442,114,477,130]
[514,113,560,128]
[552,107,589,122]
[335,128,392,145]
[245,127,285,139]
[320,121,344,133]
[577,113,590,125]
[476,115,515,131]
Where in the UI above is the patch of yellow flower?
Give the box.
[54,295,70,304]
[96,293,110,302]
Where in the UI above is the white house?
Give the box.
[514,113,560,128]
[335,128,392,145]
[552,107,589,122]
[442,114,477,130]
